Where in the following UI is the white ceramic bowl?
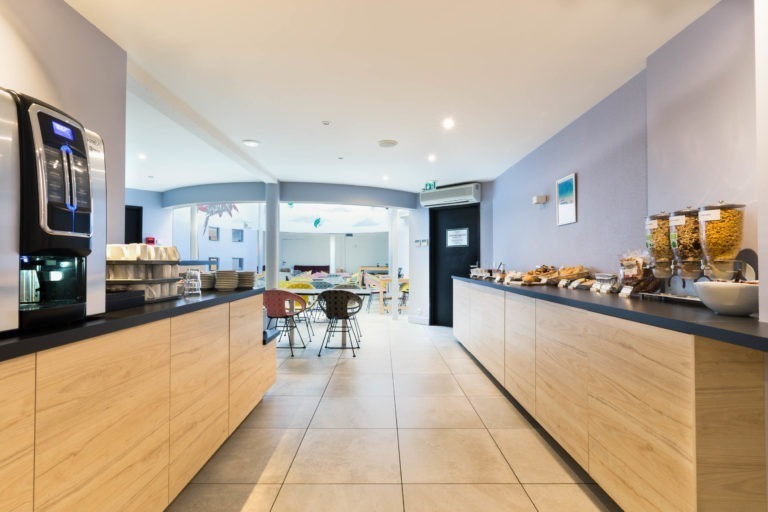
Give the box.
[693,281,759,316]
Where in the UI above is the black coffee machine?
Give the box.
[0,89,107,331]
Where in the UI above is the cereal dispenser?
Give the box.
[699,202,746,280]
[645,212,673,278]
[669,207,702,279]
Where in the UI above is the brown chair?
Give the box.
[263,289,308,357]
[317,290,363,357]
[333,284,364,339]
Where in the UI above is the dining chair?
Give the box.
[333,283,364,339]
[316,290,363,357]
[284,281,317,337]
[364,273,388,313]
[263,289,309,357]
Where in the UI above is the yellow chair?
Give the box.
[285,281,317,334]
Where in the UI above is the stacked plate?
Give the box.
[214,270,238,291]
[237,271,256,289]
[200,273,215,290]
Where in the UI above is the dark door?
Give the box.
[429,204,480,326]
[124,205,143,244]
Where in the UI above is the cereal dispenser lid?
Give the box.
[672,206,698,216]
[647,211,670,220]
[699,201,745,211]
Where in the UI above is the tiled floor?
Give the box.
[167,312,622,512]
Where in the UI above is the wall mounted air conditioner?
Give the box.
[419,183,481,208]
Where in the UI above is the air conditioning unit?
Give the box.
[419,183,481,208]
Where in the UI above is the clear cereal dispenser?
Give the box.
[645,211,673,278]
[669,207,702,279]
[699,202,745,280]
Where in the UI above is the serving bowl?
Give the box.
[693,281,759,316]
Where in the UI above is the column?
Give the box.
[265,183,280,290]
[757,0,768,321]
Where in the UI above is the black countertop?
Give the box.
[0,288,264,362]
[454,276,768,352]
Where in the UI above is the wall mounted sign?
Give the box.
[446,228,469,247]
[556,172,577,226]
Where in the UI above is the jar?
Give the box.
[670,207,702,279]
[645,212,672,278]
[699,202,745,263]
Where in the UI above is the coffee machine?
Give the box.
[0,88,106,332]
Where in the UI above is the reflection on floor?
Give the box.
[167,312,623,512]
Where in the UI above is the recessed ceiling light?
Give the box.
[242,139,261,147]
[382,175,390,181]
[338,156,344,160]
[147,175,154,179]
[378,139,398,148]
[322,120,331,126]
[138,152,147,160]
[428,154,437,163]
[442,117,455,130]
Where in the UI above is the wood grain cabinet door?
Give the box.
[35,321,171,512]
[586,312,696,512]
[452,280,471,345]
[0,354,35,512]
[169,304,230,500]
[504,293,535,414]
[534,300,589,467]
[229,294,274,433]
[469,285,505,383]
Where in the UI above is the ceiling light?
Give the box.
[382,175,390,181]
[338,156,344,160]
[138,152,147,160]
[242,139,261,147]
[428,154,436,162]
[442,117,455,130]
[322,120,331,126]
[147,175,154,179]
[378,139,398,148]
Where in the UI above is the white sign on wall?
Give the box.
[446,228,469,247]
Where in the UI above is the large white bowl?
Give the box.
[693,281,759,316]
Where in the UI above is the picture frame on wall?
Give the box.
[556,173,577,226]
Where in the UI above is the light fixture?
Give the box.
[147,175,154,179]
[241,139,261,147]
[382,175,390,181]
[442,117,455,130]
[322,120,331,126]
[378,139,398,148]
[428,154,436,163]
[338,156,344,160]
[138,152,147,160]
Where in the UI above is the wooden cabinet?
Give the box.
[469,284,505,383]
[0,355,35,512]
[534,300,589,467]
[586,313,696,512]
[503,293,535,414]
[229,294,274,433]
[169,304,230,500]
[35,321,171,512]
[452,280,471,345]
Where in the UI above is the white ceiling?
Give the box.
[66,0,718,194]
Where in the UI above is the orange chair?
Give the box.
[263,289,308,357]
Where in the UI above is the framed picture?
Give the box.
[556,173,577,226]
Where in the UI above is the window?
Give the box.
[232,257,244,271]
[232,228,244,243]
[208,227,220,241]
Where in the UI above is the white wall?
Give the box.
[757,0,768,320]
[408,207,430,324]
[0,1,127,243]
[279,232,388,274]
[125,189,173,245]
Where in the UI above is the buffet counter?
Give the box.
[0,289,274,512]
[453,276,766,512]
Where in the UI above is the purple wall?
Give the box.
[491,72,647,273]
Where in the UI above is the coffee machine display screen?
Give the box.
[51,120,74,141]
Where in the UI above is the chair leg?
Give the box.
[317,318,335,356]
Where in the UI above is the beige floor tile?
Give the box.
[490,429,585,483]
[524,484,621,512]
[435,343,472,360]
[285,429,401,484]
[395,396,484,428]
[272,484,403,512]
[399,429,517,483]
[166,484,280,512]
[324,373,394,396]
[403,484,536,512]
[391,355,451,374]
[278,356,339,374]
[241,395,321,429]
[454,373,503,396]
[394,374,464,397]
[468,396,533,429]
[334,356,394,374]
[266,373,331,396]
[443,357,482,374]
[311,396,397,428]
[192,429,304,484]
